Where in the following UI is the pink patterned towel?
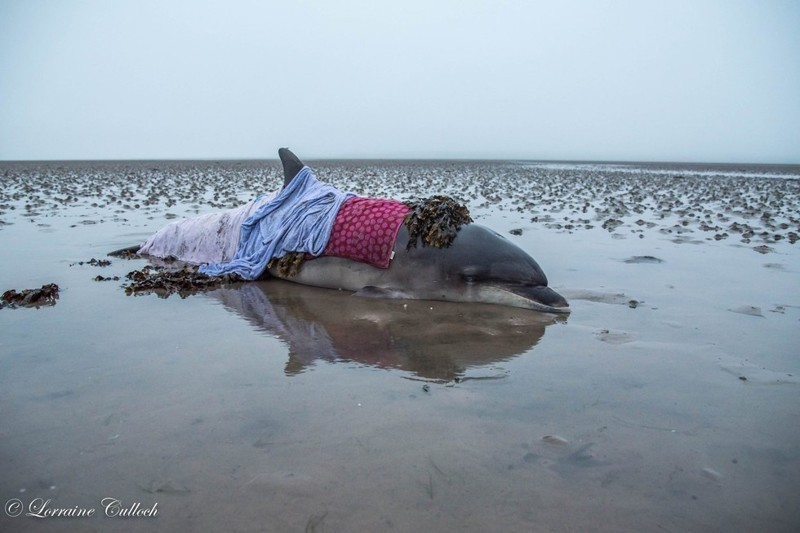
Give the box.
[321,197,410,268]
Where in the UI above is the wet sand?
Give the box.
[1,160,799,532]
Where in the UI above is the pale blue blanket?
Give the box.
[199,166,354,279]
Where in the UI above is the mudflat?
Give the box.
[1,160,798,532]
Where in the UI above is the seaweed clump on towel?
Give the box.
[123,265,243,298]
[403,196,473,250]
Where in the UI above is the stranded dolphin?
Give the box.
[275,223,569,313]
[119,148,570,314]
[269,149,569,314]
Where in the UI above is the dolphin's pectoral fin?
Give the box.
[278,148,305,188]
[353,286,412,300]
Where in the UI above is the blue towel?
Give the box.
[199,166,354,279]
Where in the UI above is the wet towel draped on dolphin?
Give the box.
[198,166,355,279]
[138,165,410,278]
[137,192,277,266]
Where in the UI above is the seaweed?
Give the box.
[1,283,59,309]
[403,195,473,250]
[70,258,112,267]
[122,265,242,298]
[267,252,306,278]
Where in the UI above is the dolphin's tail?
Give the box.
[108,245,141,257]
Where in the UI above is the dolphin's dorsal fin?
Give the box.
[279,147,305,188]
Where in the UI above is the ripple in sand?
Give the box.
[623,255,664,264]
[701,467,723,482]
[559,290,634,306]
[595,329,633,344]
[542,435,569,446]
[728,305,765,318]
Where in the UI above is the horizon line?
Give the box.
[2,156,799,168]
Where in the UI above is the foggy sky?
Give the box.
[1,0,798,163]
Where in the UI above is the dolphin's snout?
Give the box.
[512,285,570,313]
[532,285,569,308]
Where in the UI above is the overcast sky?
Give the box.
[1,0,798,163]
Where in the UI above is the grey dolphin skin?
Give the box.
[274,148,570,314]
[273,224,569,314]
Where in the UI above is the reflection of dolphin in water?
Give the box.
[208,280,564,381]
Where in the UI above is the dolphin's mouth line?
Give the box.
[523,300,571,314]
[498,284,571,314]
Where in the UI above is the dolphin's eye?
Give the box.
[461,266,488,283]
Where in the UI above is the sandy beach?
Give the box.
[1,159,798,532]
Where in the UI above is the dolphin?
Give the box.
[271,224,569,314]
[272,149,570,314]
[114,148,569,314]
